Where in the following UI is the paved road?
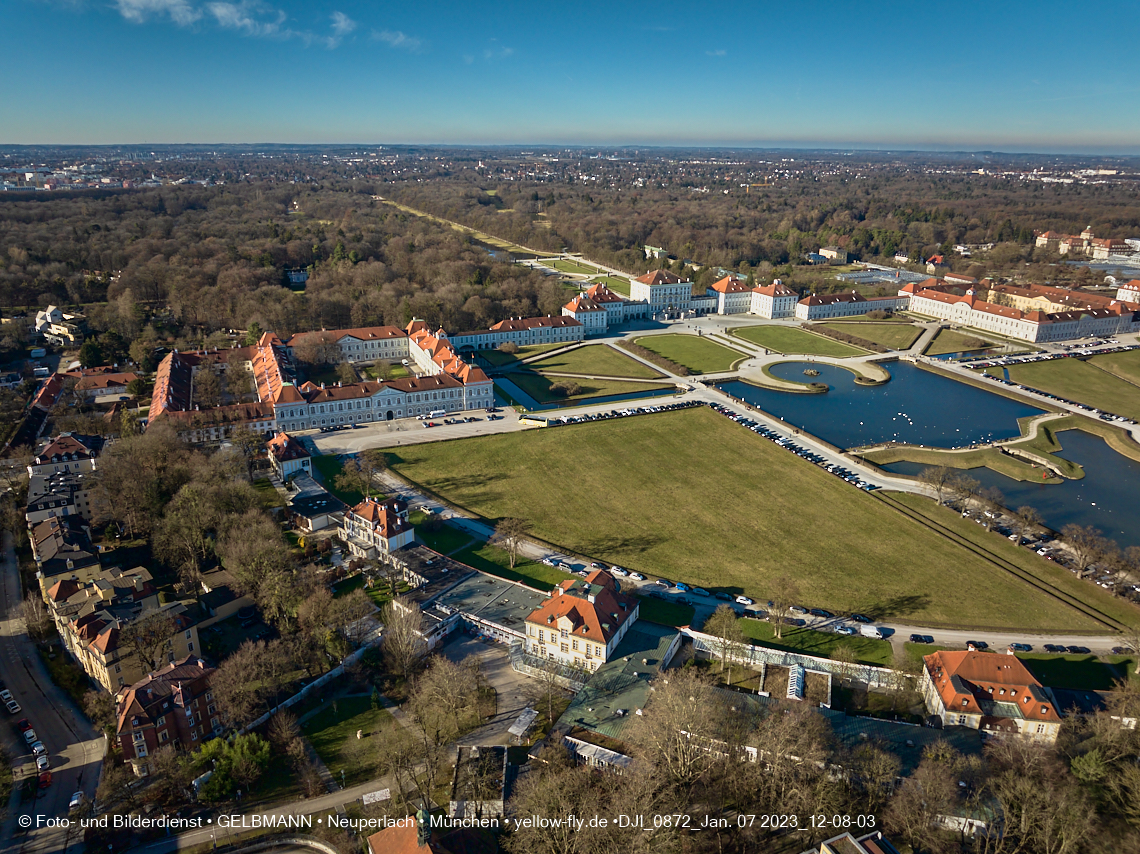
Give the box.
[0,533,105,854]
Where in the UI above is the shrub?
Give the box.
[498,341,519,354]
[549,380,582,398]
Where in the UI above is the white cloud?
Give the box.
[330,11,355,36]
[706,49,726,57]
[206,1,284,37]
[115,0,201,25]
[371,29,422,52]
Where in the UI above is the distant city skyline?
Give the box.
[5,0,1140,154]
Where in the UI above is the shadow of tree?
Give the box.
[859,593,932,621]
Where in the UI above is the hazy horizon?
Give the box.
[5,0,1139,155]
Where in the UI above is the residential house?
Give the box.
[819,246,848,264]
[266,432,310,480]
[115,656,219,777]
[47,570,201,693]
[26,470,96,524]
[524,569,639,672]
[341,496,414,559]
[28,433,105,477]
[198,568,255,628]
[30,516,100,597]
[285,473,345,533]
[73,372,139,401]
[921,649,1062,743]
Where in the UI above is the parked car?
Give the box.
[836,626,858,636]
[629,572,645,581]
[735,595,754,606]
[674,582,690,592]
[1067,645,1091,655]
[910,633,930,644]
[1009,643,1033,652]
[610,567,628,577]
[850,613,872,624]
[789,605,808,615]
[809,608,833,618]
[589,562,605,569]
[965,640,988,651]
[30,741,46,756]
[1044,643,1064,653]
[714,592,733,602]
[4,700,19,715]
[23,729,37,744]
[655,579,672,588]
[16,719,31,732]
[69,792,84,812]
[35,755,49,772]
[1112,646,1136,655]
[692,587,709,597]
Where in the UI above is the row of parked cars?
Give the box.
[548,399,702,427]
[964,341,1137,371]
[973,352,1139,425]
[2,681,62,791]
[709,404,880,491]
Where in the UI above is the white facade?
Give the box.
[795,294,909,320]
[750,282,799,319]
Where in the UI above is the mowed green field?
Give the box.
[818,322,922,351]
[924,328,995,356]
[592,276,631,295]
[1090,348,1140,386]
[528,344,663,379]
[507,372,672,405]
[387,407,1116,631]
[549,259,598,275]
[633,334,747,373]
[994,357,1140,421]
[730,325,867,357]
[479,342,568,367]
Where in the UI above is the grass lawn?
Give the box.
[1017,653,1137,690]
[637,595,695,628]
[387,407,1124,631]
[305,364,348,386]
[549,259,598,275]
[252,478,285,509]
[737,619,893,667]
[1091,348,1140,386]
[863,442,1060,483]
[924,328,996,356]
[633,334,747,374]
[527,344,663,379]
[311,454,365,505]
[818,322,922,351]
[451,542,575,591]
[409,510,474,554]
[996,357,1140,421]
[480,342,568,367]
[591,276,631,295]
[730,325,868,357]
[508,371,672,405]
[301,696,397,787]
[362,364,409,380]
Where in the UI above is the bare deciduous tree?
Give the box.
[379,597,426,680]
[917,465,955,506]
[119,609,177,674]
[492,517,531,569]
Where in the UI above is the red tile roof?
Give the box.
[287,326,406,347]
[584,283,627,304]
[752,281,797,297]
[925,650,1060,723]
[267,432,309,463]
[563,296,604,313]
[526,570,637,645]
[710,275,750,294]
[634,269,685,286]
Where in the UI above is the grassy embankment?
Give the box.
[729,325,868,358]
[386,406,1134,631]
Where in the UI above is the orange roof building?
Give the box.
[524,569,639,672]
[709,275,753,314]
[266,432,311,479]
[750,279,799,319]
[904,279,1140,343]
[921,650,1062,743]
[341,496,414,559]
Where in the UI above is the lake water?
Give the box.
[719,361,1044,450]
[881,431,1140,548]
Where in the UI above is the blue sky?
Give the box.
[4,0,1139,152]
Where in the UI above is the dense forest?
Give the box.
[393,170,1140,289]
[0,183,562,347]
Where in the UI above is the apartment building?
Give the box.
[524,570,639,672]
